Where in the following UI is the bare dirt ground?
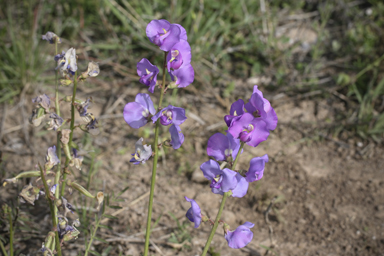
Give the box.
[1,78,384,256]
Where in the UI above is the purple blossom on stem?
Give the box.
[244,85,278,131]
[169,64,194,88]
[124,93,156,129]
[42,31,61,44]
[32,94,51,112]
[184,196,201,228]
[146,19,186,51]
[137,58,159,93]
[207,132,241,162]
[224,99,245,127]
[169,124,184,149]
[166,40,192,71]
[200,160,237,194]
[225,222,254,249]
[228,113,269,147]
[45,146,60,170]
[245,154,268,182]
[231,173,249,198]
[151,105,187,126]
[55,48,77,76]
[130,138,152,164]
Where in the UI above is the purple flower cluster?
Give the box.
[184,86,277,249]
[226,85,278,147]
[124,19,192,164]
[137,19,194,93]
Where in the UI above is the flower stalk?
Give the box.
[39,164,62,256]
[60,71,78,197]
[201,142,245,256]
[143,51,167,256]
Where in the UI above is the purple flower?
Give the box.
[169,124,184,149]
[124,93,156,129]
[166,40,191,71]
[228,113,269,147]
[32,94,51,113]
[225,222,254,249]
[55,48,77,76]
[146,19,185,51]
[245,154,268,182]
[137,58,159,93]
[47,113,64,131]
[169,64,194,88]
[185,196,201,228]
[45,146,60,170]
[224,99,245,127]
[42,31,61,44]
[151,105,187,126]
[231,173,249,198]
[207,132,241,162]
[200,160,237,194]
[244,85,278,131]
[130,138,152,164]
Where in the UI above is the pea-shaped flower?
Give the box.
[228,113,269,147]
[45,146,60,170]
[245,154,268,182]
[137,58,159,93]
[207,132,241,162]
[224,99,245,127]
[42,31,61,44]
[200,160,237,194]
[225,222,254,249]
[184,196,201,228]
[169,64,194,88]
[151,105,187,126]
[245,85,278,131]
[146,19,186,51]
[124,93,156,129]
[169,124,184,149]
[130,138,152,165]
[166,40,191,71]
[55,48,77,76]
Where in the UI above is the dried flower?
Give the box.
[130,138,152,164]
[42,31,61,44]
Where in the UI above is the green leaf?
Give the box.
[99,224,113,230]
[94,236,108,243]
[89,250,102,256]
[108,205,123,209]
[102,214,118,220]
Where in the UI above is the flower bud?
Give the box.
[63,95,73,102]
[67,180,95,199]
[60,79,73,86]
[3,170,42,186]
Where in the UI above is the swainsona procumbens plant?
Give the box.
[184,85,277,254]
[123,19,194,255]
[2,31,104,256]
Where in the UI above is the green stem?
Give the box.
[60,72,78,197]
[84,214,101,256]
[39,165,62,256]
[53,40,62,250]
[7,209,13,256]
[143,51,167,256]
[0,238,7,256]
[232,142,245,169]
[201,192,229,256]
[201,142,245,256]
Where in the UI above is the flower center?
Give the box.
[169,49,183,70]
[210,175,223,189]
[159,110,173,126]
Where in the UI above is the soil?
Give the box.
[1,79,384,256]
